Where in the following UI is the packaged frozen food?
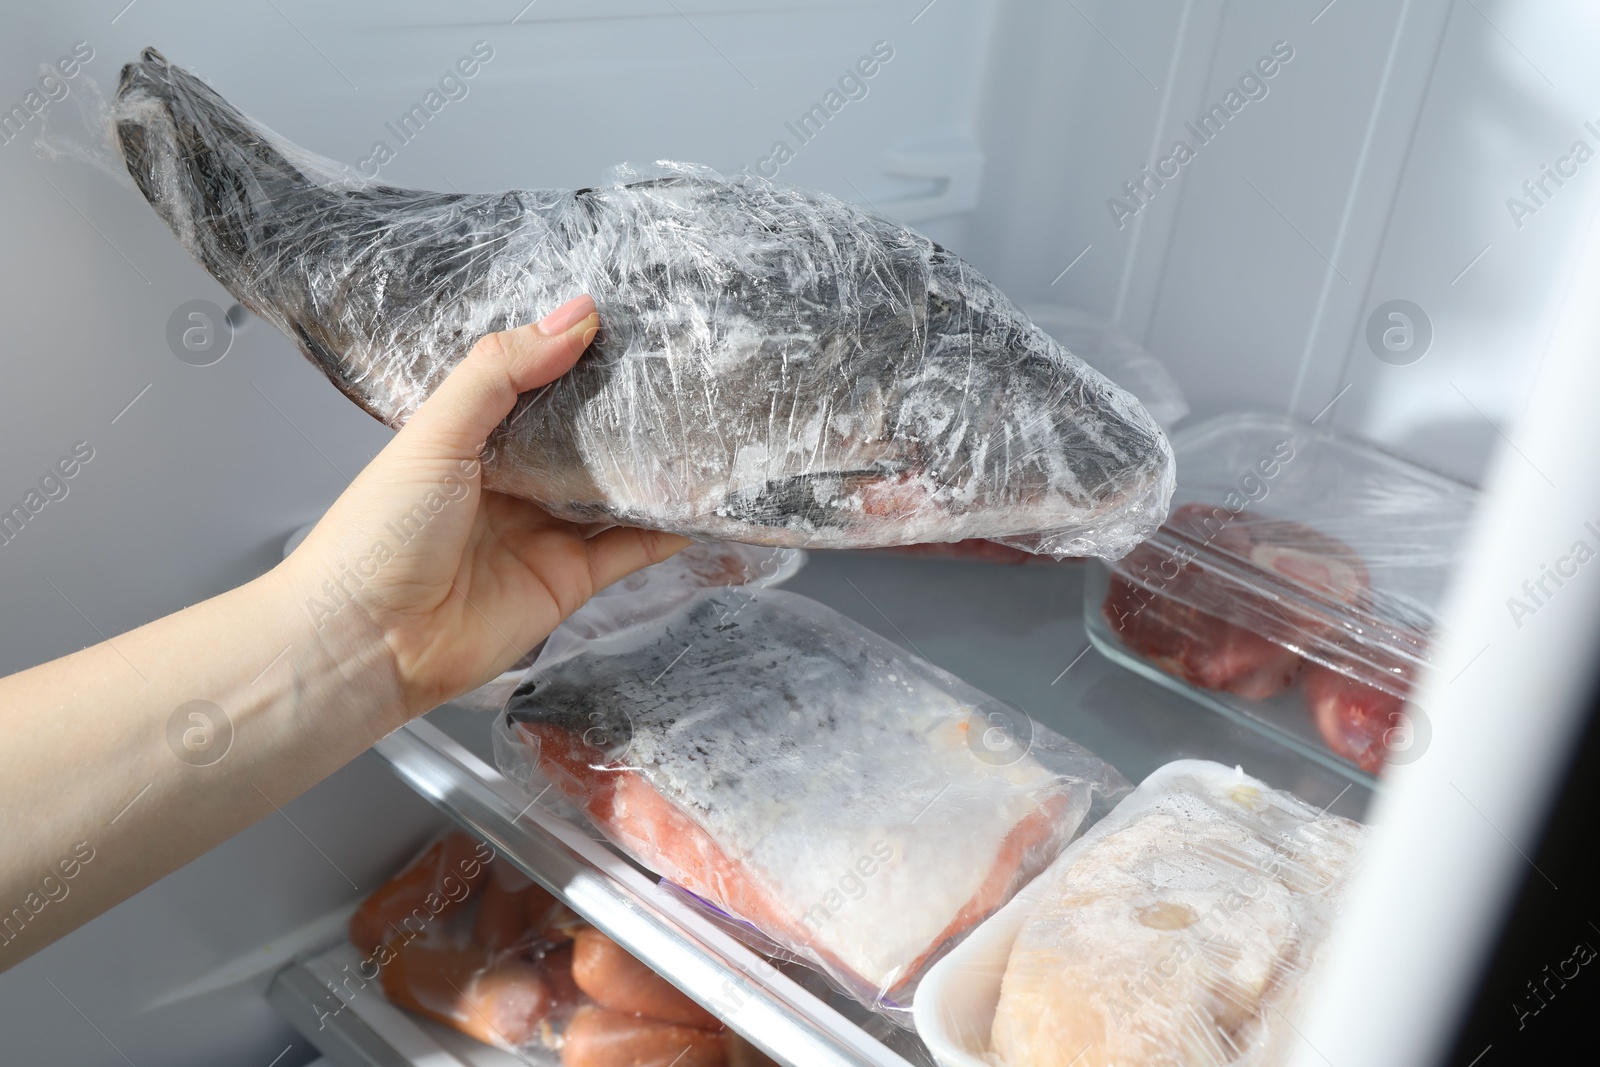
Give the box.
[571,928,722,1029]
[348,831,492,957]
[473,858,538,952]
[1086,413,1475,780]
[113,48,1173,559]
[857,538,1064,565]
[525,881,565,935]
[548,950,585,1018]
[454,542,805,714]
[852,307,1188,565]
[595,543,805,600]
[381,940,554,1048]
[494,585,1127,1019]
[1303,660,1414,775]
[1102,503,1369,699]
[912,760,1366,1067]
[1022,305,1190,431]
[351,831,769,1064]
[561,1005,728,1067]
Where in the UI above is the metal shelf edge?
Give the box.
[373,718,915,1067]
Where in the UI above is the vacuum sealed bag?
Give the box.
[111,48,1173,559]
[913,760,1366,1067]
[455,541,805,713]
[345,831,564,1053]
[493,586,1127,1019]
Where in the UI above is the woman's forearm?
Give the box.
[0,563,402,965]
[0,301,678,970]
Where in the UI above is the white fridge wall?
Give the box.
[1,1,1593,1063]
[966,0,1600,486]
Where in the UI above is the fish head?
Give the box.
[887,270,1175,556]
[721,251,1176,558]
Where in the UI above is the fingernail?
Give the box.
[536,294,596,335]
[580,317,600,348]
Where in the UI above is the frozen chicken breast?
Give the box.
[990,762,1365,1067]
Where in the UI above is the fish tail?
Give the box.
[112,47,326,283]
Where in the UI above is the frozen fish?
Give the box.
[113,48,1173,558]
[497,587,1124,1006]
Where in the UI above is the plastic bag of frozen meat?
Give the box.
[345,829,777,1065]
[492,584,1129,1023]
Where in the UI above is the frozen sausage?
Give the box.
[382,941,552,1049]
[473,858,532,952]
[540,941,583,1011]
[560,1004,726,1067]
[571,927,721,1029]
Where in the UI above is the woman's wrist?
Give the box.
[255,554,412,747]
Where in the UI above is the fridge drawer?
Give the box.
[271,942,531,1066]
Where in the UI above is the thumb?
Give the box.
[396,295,600,461]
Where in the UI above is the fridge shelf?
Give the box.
[369,552,1373,1067]
[270,942,531,1066]
[371,716,917,1067]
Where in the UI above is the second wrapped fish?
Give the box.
[494,585,1127,1017]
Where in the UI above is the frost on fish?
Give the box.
[112,47,1175,558]
[494,587,1127,1013]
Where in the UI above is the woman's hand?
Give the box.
[0,295,688,968]
[279,294,689,723]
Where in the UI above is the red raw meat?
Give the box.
[1104,578,1304,698]
[1304,662,1414,775]
[1103,503,1368,699]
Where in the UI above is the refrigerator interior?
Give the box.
[2,0,1597,1064]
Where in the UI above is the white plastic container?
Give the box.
[912,759,1365,1067]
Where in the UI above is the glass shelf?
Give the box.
[374,551,1374,1067]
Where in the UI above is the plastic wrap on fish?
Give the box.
[594,541,806,601]
[111,48,1174,559]
[1023,305,1190,432]
[453,541,805,714]
[855,538,1066,565]
[492,586,1127,1020]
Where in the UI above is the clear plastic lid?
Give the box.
[1103,413,1478,699]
